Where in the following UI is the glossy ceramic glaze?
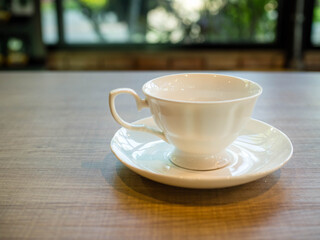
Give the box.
[110,117,293,189]
[109,73,262,170]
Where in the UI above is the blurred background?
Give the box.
[0,0,319,71]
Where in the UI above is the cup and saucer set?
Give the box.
[109,73,293,189]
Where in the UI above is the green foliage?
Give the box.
[66,0,278,44]
[41,1,54,11]
[64,0,80,9]
[314,5,320,23]
[79,0,109,9]
[219,0,276,42]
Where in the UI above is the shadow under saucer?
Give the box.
[81,152,291,235]
[113,159,281,206]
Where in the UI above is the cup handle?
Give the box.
[109,88,168,142]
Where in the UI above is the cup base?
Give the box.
[168,148,230,171]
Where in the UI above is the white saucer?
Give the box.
[110,117,293,189]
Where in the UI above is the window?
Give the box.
[42,0,280,45]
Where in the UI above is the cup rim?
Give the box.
[142,73,263,104]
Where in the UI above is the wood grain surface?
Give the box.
[0,71,319,240]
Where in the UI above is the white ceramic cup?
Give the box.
[109,73,262,170]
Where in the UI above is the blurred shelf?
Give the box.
[0,0,45,70]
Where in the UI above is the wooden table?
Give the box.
[0,71,319,239]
